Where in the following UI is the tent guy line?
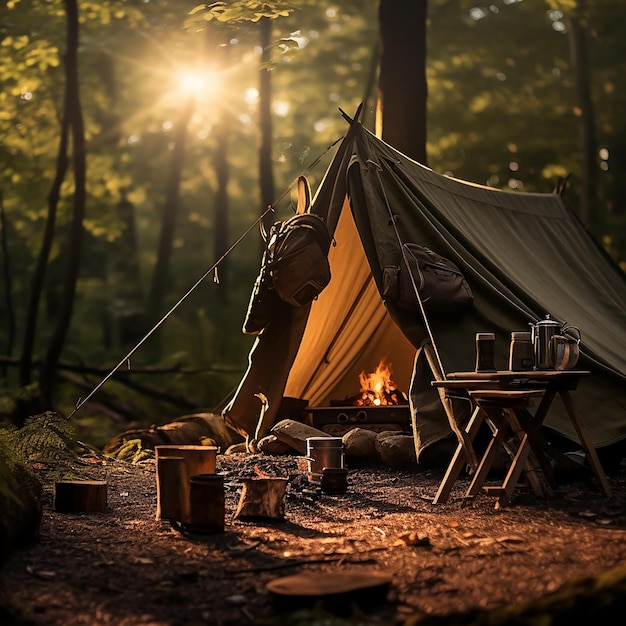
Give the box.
[66,133,348,421]
[67,205,274,420]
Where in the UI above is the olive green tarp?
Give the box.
[223,120,626,459]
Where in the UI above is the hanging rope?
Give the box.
[367,159,448,380]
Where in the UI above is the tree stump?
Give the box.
[184,474,225,533]
[155,456,189,521]
[54,481,107,513]
[234,478,288,520]
[154,444,217,477]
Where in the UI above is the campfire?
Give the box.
[313,359,410,429]
[353,360,407,407]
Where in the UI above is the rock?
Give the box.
[375,433,417,468]
[0,453,43,562]
[102,413,242,455]
[270,419,329,455]
[343,428,380,464]
[224,442,248,455]
[257,434,294,456]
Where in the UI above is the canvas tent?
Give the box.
[223,114,626,460]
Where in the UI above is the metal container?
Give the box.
[530,315,581,370]
[549,334,580,371]
[508,331,534,371]
[321,467,349,494]
[306,437,344,482]
[185,473,225,534]
[530,315,561,370]
[475,332,496,372]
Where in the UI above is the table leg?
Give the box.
[559,390,612,498]
[493,432,532,509]
[512,407,557,491]
[465,421,507,497]
[432,406,484,504]
[507,410,553,498]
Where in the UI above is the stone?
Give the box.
[343,427,380,464]
[270,419,329,455]
[375,433,417,468]
[257,434,294,455]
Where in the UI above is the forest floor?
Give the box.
[2,449,626,626]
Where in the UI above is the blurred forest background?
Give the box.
[1,0,624,449]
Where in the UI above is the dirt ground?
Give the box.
[2,449,626,626]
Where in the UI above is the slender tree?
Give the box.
[376,0,428,163]
[38,0,87,412]
[563,3,599,233]
[259,16,276,247]
[146,94,195,325]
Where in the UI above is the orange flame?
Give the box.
[355,360,404,406]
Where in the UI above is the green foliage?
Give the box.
[0,424,43,561]
[2,411,77,464]
[105,438,151,463]
[189,1,295,24]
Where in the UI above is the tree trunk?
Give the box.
[259,16,275,252]
[565,5,600,234]
[39,0,86,411]
[18,64,70,395]
[0,191,16,379]
[147,95,194,326]
[376,0,428,164]
[213,120,230,299]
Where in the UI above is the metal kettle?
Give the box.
[530,314,581,370]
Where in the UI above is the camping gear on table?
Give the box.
[530,315,581,370]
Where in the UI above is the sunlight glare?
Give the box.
[244,87,259,105]
[177,70,220,98]
[273,100,290,117]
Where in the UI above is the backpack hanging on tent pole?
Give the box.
[374,167,479,470]
[242,176,333,334]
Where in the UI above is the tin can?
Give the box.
[475,332,496,372]
[185,473,225,533]
[306,437,344,482]
[321,467,349,494]
[509,331,534,371]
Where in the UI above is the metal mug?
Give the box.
[549,334,580,371]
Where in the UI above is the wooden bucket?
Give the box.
[54,480,107,513]
[154,445,217,521]
[185,473,225,533]
[154,444,217,476]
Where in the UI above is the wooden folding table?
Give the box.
[431,370,611,508]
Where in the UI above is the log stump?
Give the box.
[54,481,107,513]
[154,444,217,477]
[155,456,189,521]
[234,477,288,521]
[184,474,225,534]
